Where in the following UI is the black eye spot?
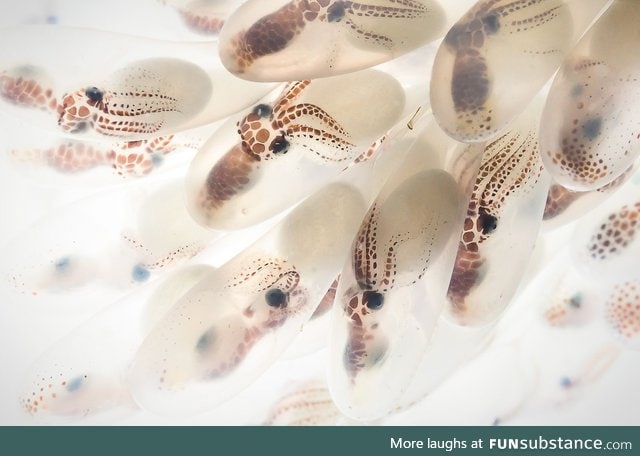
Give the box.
[85,86,103,102]
[479,212,498,235]
[569,293,582,308]
[444,24,464,48]
[482,13,500,34]
[265,288,288,308]
[195,328,216,354]
[327,1,346,22]
[582,117,602,141]
[271,135,290,154]
[72,121,89,133]
[363,290,384,310]
[252,103,272,118]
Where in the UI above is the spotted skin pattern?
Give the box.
[12,134,194,178]
[191,257,307,379]
[264,381,341,425]
[311,275,339,319]
[11,142,112,174]
[200,80,355,212]
[21,373,90,417]
[121,233,204,272]
[605,279,640,345]
[343,210,430,378]
[442,0,563,140]
[350,134,386,166]
[160,0,236,35]
[227,0,430,74]
[57,86,179,136]
[342,175,455,379]
[543,169,631,221]
[180,10,226,34]
[543,184,582,221]
[543,288,583,328]
[0,69,58,112]
[544,58,640,189]
[585,201,640,262]
[447,131,543,315]
[1,69,196,177]
[1,64,185,137]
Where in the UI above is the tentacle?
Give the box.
[0,69,58,112]
[275,102,350,137]
[273,80,311,113]
[10,142,112,174]
[225,257,299,293]
[286,124,355,162]
[344,0,427,19]
[353,204,379,289]
[344,17,394,49]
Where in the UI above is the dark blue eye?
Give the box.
[85,86,103,102]
[479,212,498,235]
[252,103,272,118]
[195,328,216,353]
[271,135,290,154]
[569,293,582,308]
[482,14,500,34]
[327,2,346,22]
[265,288,288,308]
[363,290,384,310]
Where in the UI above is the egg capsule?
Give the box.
[218,0,449,81]
[540,1,640,191]
[0,26,273,141]
[129,180,369,415]
[329,113,482,421]
[430,0,609,142]
[0,179,221,298]
[18,264,214,423]
[185,69,405,230]
[444,98,550,326]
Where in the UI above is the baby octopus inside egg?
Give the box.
[329,114,477,421]
[218,0,447,81]
[445,100,549,327]
[18,265,215,423]
[430,0,608,142]
[129,182,366,415]
[6,0,640,428]
[160,0,244,35]
[540,1,640,191]
[185,69,404,230]
[0,26,273,140]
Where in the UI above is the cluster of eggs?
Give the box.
[0,0,638,425]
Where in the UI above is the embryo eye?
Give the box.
[271,135,290,155]
[252,103,272,118]
[84,86,103,102]
[363,290,384,310]
[265,288,288,308]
